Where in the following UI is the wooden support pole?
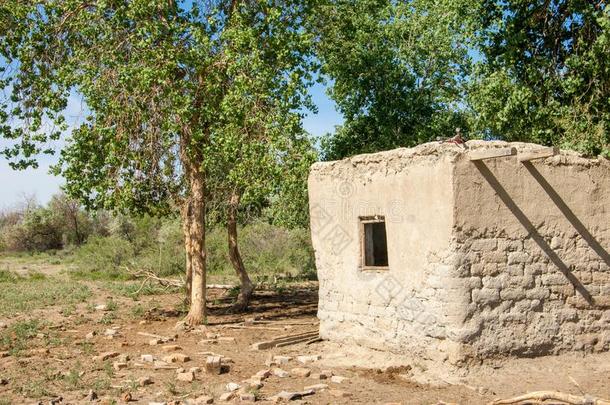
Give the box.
[469,147,517,161]
[517,146,558,162]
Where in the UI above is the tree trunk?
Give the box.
[227,190,254,312]
[183,172,207,325]
[181,200,193,305]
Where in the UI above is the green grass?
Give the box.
[0,319,42,355]
[0,270,91,316]
[63,362,83,390]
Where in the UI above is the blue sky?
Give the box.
[0,82,343,209]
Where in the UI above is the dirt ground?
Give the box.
[1,281,609,405]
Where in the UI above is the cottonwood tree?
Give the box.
[0,0,314,324]
[206,128,316,310]
[469,0,609,156]
[311,0,479,160]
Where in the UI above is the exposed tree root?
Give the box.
[184,309,205,326]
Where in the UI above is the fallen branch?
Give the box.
[490,391,610,405]
[125,266,183,295]
[137,331,172,342]
[208,284,235,289]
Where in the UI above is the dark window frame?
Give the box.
[359,215,389,271]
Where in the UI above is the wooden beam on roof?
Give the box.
[517,146,559,162]
[469,147,517,161]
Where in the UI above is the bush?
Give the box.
[207,221,315,280]
[1,208,63,252]
[70,218,315,283]
[0,193,109,252]
[132,219,185,277]
[71,236,135,280]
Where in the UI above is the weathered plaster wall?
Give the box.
[451,142,610,362]
[309,141,610,374]
[308,144,465,367]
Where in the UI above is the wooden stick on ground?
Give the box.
[251,330,319,350]
[137,331,171,341]
[222,324,287,331]
[490,391,610,405]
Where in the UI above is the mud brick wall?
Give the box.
[450,150,610,362]
[309,144,462,368]
[309,141,610,373]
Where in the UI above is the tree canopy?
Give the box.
[469,0,610,157]
[312,0,478,160]
[313,0,609,160]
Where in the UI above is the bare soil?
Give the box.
[1,283,609,404]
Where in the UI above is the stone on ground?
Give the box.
[239,392,255,402]
[163,353,190,363]
[219,392,235,401]
[191,395,214,404]
[330,375,348,383]
[290,367,311,377]
[304,383,328,392]
[226,382,241,392]
[85,389,97,401]
[138,376,153,386]
[94,351,119,361]
[140,354,154,362]
[205,356,222,374]
[162,345,182,352]
[296,354,321,364]
[273,368,289,378]
[269,389,315,402]
[176,371,195,382]
[254,369,271,379]
[104,328,119,337]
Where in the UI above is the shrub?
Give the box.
[207,221,315,280]
[71,236,135,280]
[1,207,63,252]
[132,219,185,277]
[70,218,315,283]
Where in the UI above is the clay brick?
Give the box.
[470,239,497,252]
[482,275,506,289]
[525,263,546,276]
[550,285,575,297]
[526,288,550,300]
[500,288,525,301]
[508,252,529,265]
[472,288,500,305]
[498,239,523,252]
[541,273,569,286]
[483,251,507,264]
[506,264,524,276]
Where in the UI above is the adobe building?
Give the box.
[308,141,610,372]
